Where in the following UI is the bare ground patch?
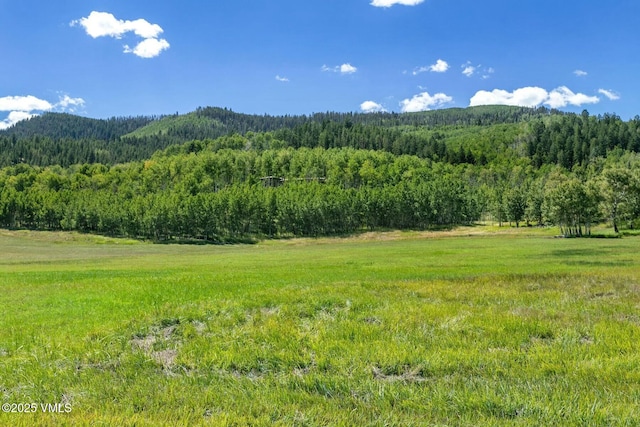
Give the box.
[372,365,430,383]
[129,321,202,372]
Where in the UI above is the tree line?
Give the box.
[1,146,639,241]
[0,149,478,240]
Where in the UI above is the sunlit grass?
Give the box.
[1,228,640,425]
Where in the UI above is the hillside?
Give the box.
[2,104,640,242]
[0,105,551,143]
[0,105,557,168]
[0,112,156,140]
[124,105,550,140]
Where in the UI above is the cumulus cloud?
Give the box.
[124,38,170,59]
[0,95,53,113]
[57,95,86,112]
[412,59,449,76]
[469,86,599,109]
[400,92,453,113]
[430,59,449,73]
[360,101,387,113]
[574,70,588,77]
[275,75,290,82]
[71,11,163,39]
[71,11,170,58]
[0,94,85,130]
[470,87,548,107]
[546,86,599,109]
[598,89,620,101]
[371,0,425,7]
[341,63,357,74]
[462,65,476,77]
[322,63,358,74]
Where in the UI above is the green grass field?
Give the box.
[1,227,640,426]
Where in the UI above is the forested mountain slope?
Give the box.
[1,132,640,241]
[0,113,162,167]
[1,113,156,140]
[0,105,568,168]
[0,106,556,167]
[2,105,640,241]
[124,105,551,140]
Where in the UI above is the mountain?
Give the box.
[8,105,633,171]
[1,105,639,240]
[1,105,553,143]
[0,105,554,168]
[0,112,156,140]
[123,105,553,141]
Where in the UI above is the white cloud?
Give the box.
[412,66,429,76]
[71,11,163,39]
[340,63,357,74]
[598,89,620,101]
[462,65,476,77]
[360,101,387,113]
[275,75,290,82]
[400,92,453,113]
[371,0,425,7]
[546,86,599,109]
[124,38,170,59]
[71,11,170,58]
[574,70,588,77]
[469,86,599,109]
[322,63,358,74]
[0,94,86,130]
[0,95,53,112]
[412,59,449,76]
[430,59,449,73]
[462,62,494,79]
[469,87,551,107]
[57,95,85,112]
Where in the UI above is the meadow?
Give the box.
[1,227,640,426]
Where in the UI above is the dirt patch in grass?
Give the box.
[152,349,178,369]
[130,322,184,372]
[131,334,157,353]
[372,365,430,383]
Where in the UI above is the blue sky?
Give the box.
[1,0,638,128]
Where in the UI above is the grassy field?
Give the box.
[1,227,640,426]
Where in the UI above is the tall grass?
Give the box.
[1,228,639,425]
